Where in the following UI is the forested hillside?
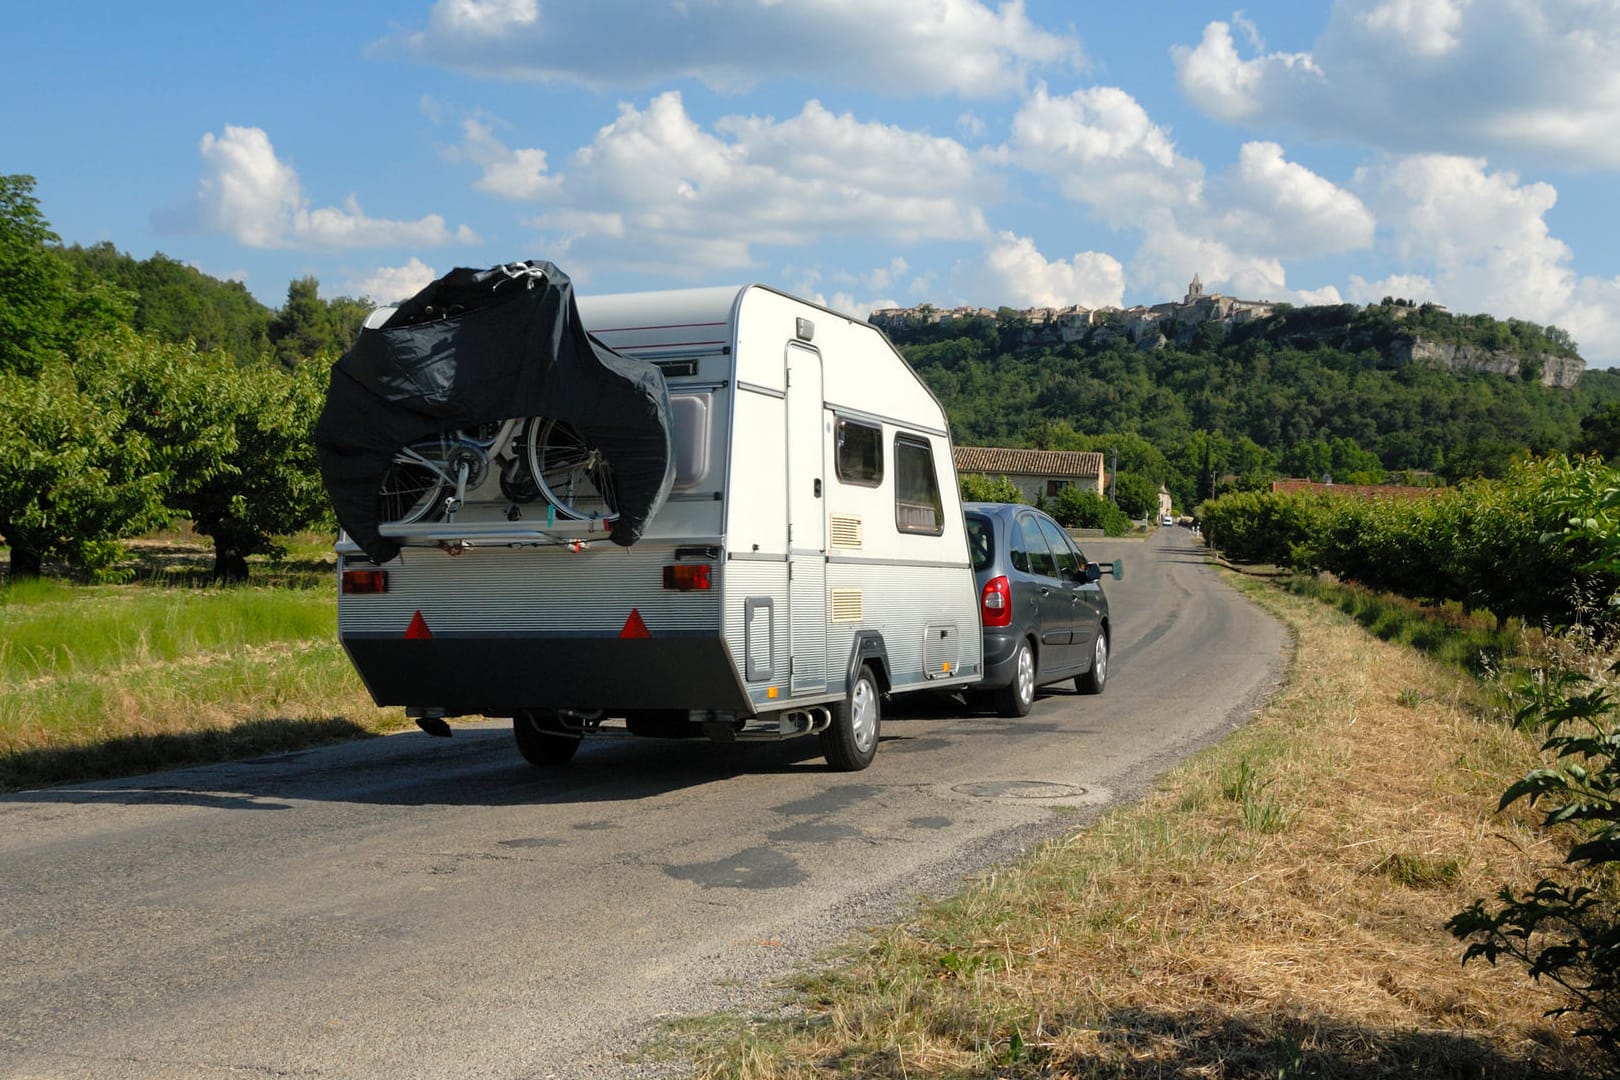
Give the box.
[889,309,1620,510]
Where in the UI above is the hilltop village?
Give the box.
[869,276,1587,389]
[870,274,1277,348]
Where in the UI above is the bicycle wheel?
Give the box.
[523,418,619,521]
[377,437,452,524]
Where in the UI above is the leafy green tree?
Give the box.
[0,175,75,375]
[60,243,274,364]
[1576,402,1620,462]
[959,473,1023,504]
[1048,488,1131,535]
[92,332,331,581]
[0,354,168,579]
[1112,472,1159,520]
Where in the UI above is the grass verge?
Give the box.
[0,538,402,791]
[656,572,1604,1078]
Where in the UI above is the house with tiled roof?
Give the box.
[953,446,1107,502]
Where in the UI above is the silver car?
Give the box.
[964,502,1120,717]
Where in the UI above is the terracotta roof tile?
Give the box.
[953,446,1105,478]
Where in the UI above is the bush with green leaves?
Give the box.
[959,472,1024,504]
[1448,460,1620,1064]
[1047,487,1132,535]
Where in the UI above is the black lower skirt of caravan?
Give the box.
[341,634,754,717]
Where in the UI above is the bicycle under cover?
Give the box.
[314,260,675,563]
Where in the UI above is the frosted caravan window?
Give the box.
[894,434,943,535]
[835,417,882,486]
[669,392,712,491]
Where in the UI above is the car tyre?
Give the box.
[513,709,581,766]
[995,638,1036,717]
[821,664,881,771]
[1077,631,1108,695]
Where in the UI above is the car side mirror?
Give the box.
[1087,560,1123,582]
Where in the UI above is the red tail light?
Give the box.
[342,569,388,594]
[663,563,712,591]
[980,575,1011,627]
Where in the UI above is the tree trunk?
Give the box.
[8,545,44,581]
[212,547,251,583]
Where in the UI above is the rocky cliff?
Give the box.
[1398,339,1584,389]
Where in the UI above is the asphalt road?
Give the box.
[0,526,1287,1080]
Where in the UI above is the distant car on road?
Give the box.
[964,502,1120,717]
[1161,513,1175,526]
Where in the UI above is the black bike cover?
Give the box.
[314,261,674,563]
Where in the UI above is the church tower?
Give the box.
[1185,273,1204,304]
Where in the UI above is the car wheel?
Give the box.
[512,709,581,766]
[820,663,881,771]
[994,638,1036,717]
[1077,631,1109,695]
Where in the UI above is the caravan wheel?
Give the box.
[820,664,880,772]
[513,709,581,767]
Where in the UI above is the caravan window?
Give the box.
[835,417,883,486]
[894,434,943,535]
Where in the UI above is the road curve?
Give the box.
[0,527,1286,1079]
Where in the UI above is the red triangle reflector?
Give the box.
[404,611,433,640]
[620,609,650,639]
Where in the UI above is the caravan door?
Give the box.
[786,342,827,696]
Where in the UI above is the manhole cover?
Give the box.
[952,780,1086,800]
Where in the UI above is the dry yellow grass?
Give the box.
[673,577,1604,1078]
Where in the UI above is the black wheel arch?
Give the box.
[845,632,891,694]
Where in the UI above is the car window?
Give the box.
[965,515,993,572]
[1017,514,1056,577]
[1036,516,1079,579]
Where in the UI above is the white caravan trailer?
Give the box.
[332,283,983,771]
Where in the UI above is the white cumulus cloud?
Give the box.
[386,0,1080,97]
[174,125,478,250]
[955,232,1125,310]
[472,92,991,278]
[342,258,440,304]
[1356,153,1620,360]
[1173,2,1620,168]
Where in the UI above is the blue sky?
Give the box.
[7,1,1620,364]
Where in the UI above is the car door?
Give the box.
[1057,526,1106,667]
[1014,511,1074,674]
[1035,514,1085,672]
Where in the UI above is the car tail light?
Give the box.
[342,569,388,594]
[980,575,1011,627]
[663,563,712,591]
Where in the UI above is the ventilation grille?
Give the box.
[830,588,864,623]
[829,514,863,548]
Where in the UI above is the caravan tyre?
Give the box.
[820,664,880,772]
[513,709,581,767]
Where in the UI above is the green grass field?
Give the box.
[0,533,402,790]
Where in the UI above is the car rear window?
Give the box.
[965,514,993,572]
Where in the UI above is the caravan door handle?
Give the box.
[814,478,822,497]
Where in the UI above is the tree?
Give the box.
[1575,402,1620,462]
[1111,473,1159,520]
[0,354,168,579]
[93,332,331,581]
[1048,488,1132,535]
[0,174,74,375]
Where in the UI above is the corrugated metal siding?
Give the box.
[339,545,721,637]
